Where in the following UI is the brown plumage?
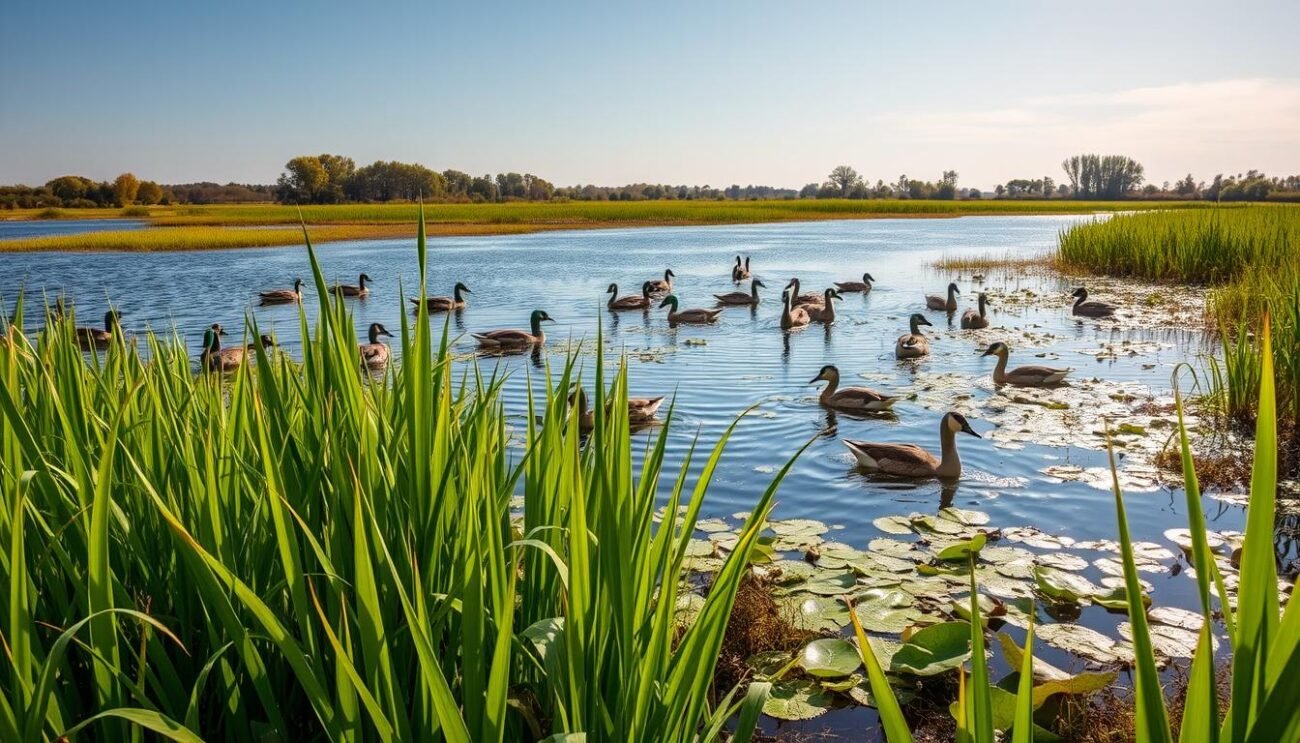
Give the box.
[960,293,990,329]
[473,310,554,350]
[606,282,652,310]
[835,272,876,293]
[359,323,394,368]
[76,310,123,350]
[843,412,980,479]
[411,282,471,312]
[714,279,765,306]
[259,279,304,305]
[331,273,372,298]
[926,282,960,312]
[1071,287,1116,318]
[895,313,932,359]
[658,295,722,325]
[647,269,675,294]
[981,342,1072,386]
[805,289,842,323]
[809,365,900,412]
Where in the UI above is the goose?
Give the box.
[659,295,723,325]
[834,273,876,293]
[1071,287,1116,318]
[926,282,960,312]
[76,310,123,350]
[844,412,980,479]
[647,269,675,294]
[359,323,395,368]
[805,289,842,323]
[410,282,471,312]
[981,342,1072,387]
[895,313,933,359]
[780,289,810,330]
[731,255,751,281]
[960,292,990,329]
[606,282,652,310]
[714,279,765,306]
[331,273,372,298]
[259,279,305,306]
[785,278,824,307]
[809,365,901,412]
[199,324,276,373]
[473,310,554,350]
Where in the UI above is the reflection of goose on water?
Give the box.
[844,411,980,479]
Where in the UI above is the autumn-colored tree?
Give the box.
[136,180,164,205]
[113,173,141,205]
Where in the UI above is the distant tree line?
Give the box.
[0,174,276,210]
[274,154,559,204]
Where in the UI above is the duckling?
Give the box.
[606,282,652,310]
[806,289,842,323]
[809,364,900,412]
[895,313,933,359]
[844,411,980,479]
[410,282,471,312]
[332,273,372,298]
[925,282,960,312]
[731,255,752,281]
[834,272,876,293]
[1071,287,1116,318]
[714,279,765,306]
[780,289,811,330]
[76,310,123,350]
[980,341,1072,386]
[359,322,395,368]
[647,269,675,294]
[473,310,554,350]
[200,324,276,373]
[960,292,990,329]
[259,278,304,306]
[659,295,723,325]
[785,278,824,307]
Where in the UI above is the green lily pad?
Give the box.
[948,686,1019,731]
[890,621,972,676]
[683,556,724,574]
[1035,566,1102,603]
[856,552,918,574]
[982,546,1036,564]
[799,638,863,678]
[1091,585,1151,611]
[848,672,917,708]
[938,507,991,526]
[910,514,967,535]
[868,537,921,558]
[756,559,816,584]
[1036,553,1089,571]
[937,533,988,562]
[993,558,1037,580]
[1004,527,1075,550]
[772,533,825,552]
[695,518,731,533]
[763,679,834,721]
[1037,623,1131,665]
[746,650,793,677]
[1031,670,1118,706]
[775,570,857,597]
[873,516,916,535]
[780,595,850,633]
[951,593,1006,624]
[684,539,715,558]
[820,673,864,693]
[771,518,830,537]
[708,531,739,551]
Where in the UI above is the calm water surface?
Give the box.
[2,215,1248,734]
[0,218,144,240]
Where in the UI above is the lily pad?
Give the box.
[858,552,918,574]
[1119,622,1211,659]
[910,514,968,535]
[799,638,863,679]
[780,595,850,633]
[746,650,793,677]
[1091,585,1151,611]
[1037,623,1131,665]
[756,559,816,584]
[1148,606,1205,631]
[763,679,834,721]
[1036,553,1089,572]
[695,518,731,533]
[868,537,922,559]
[771,518,830,537]
[936,533,988,562]
[938,507,991,526]
[1035,566,1102,603]
[684,539,715,558]
[775,570,858,597]
[1164,527,1226,552]
[890,621,972,676]
[873,516,916,535]
[1004,526,1075,550]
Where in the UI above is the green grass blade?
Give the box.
[1012,613,1035,743]
[848,597,914,743]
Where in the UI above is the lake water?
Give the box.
[0,217,144,240]
[0,214,1254,734]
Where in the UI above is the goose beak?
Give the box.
[979,348,994,356]
[807,375,821,384]
[962,423,981,438]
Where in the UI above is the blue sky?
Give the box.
[2,0,1297,189]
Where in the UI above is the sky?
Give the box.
[2,0,1298,190]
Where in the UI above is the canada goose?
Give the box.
[809,365,901,412]
[785,278,824,307]
[806,289,842,323]
[1071,287,1116,318]
[960,292,990,329]
[473,310,554,349]
[731,255,751,281]
[714,279,765,306]
[844,411,980,479]
[259,278,304,306]
[780,289,810,330]
[834,273,876,293]
[647,269,675,294]
[659,295,723,325]
[606,282,652,310]
[980,342,1072,386]
[199,324,276,373]
[332,273,372,298]
[359,323,395,368]
[895,313,933,359]
[410,282,471,312]
[76,310,123,350]
[926,282,960,312]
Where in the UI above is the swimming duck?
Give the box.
[1071,287,1116,318]
[895,313,932,359]
[843,411,980,479]
[659,295,723,325]
[980,341,1072,386]
[332,273,372,298]
[714,279,765,306]
[571,387,666,430]
[359,322,395,368]
[473,310,554,350]
[960,292,990,329]
[926,282,960,312]
[411,282,471,312]
[76,310,123,350]
[805,289,842,323]
[731,255,752,281]
[259,279,304,306]
[809,364,900,412]
[834,273,876,293]
[785,278,825,307]
[200,324,276,373]
[606,282,653,310]
[780,289,811,330]
[647,269,675,294]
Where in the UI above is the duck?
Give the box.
[1071,287,1116,318]
[834,273,876,293]
[199,324,276,373]
[809,365,901,412]
[359,322,395,368]
[895,313,933,359]
[980,342,1072,387]
[780,289,811,330]
[714,279,765,306]
[659,294,723,325]
[785,278,824,307]
[647,269,675,294]
[259,278,304,306]
[76,310,123,350]
[410,282,471,312]
[805,289,842,323]
[926,282,960,312]
[960,292,990,329]
[731,255,752,281]
[331,273,372,298]
[606,282,653,310]
[844,411,981,479]
[473,310,554,350]
[571,387,667,430]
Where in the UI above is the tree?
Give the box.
[1060,154,1144,199]
[827,165,860,197]
[136,180,163,205]
[276,156,329,203]
[113,173,141,205]
[46,176,93,202]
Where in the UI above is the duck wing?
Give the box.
[844,440,939,470]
